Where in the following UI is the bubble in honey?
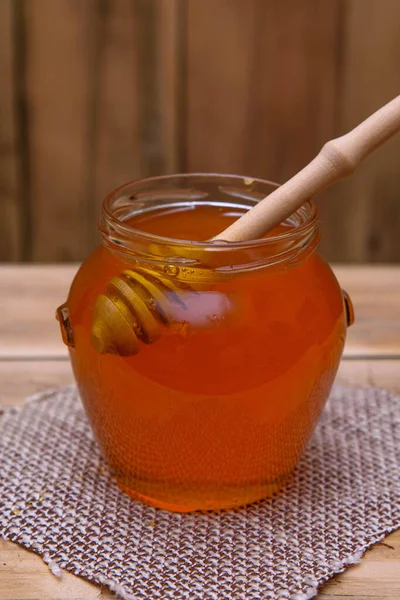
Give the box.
[133,324,143,337]
[178,321,189,338]
[208,313,222,325]
[147,297,157,310]
[163,265,179,277]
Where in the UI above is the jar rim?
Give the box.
[101,172,319,251]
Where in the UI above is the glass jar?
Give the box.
[57,174,354,512]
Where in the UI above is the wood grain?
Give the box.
[92,0,181,244]
[0,264,399,359]
[0,358,398,409]
[334,265,400,357]
[337,359,400,395]
[23,0,99,261]
[215,95,400,243]
[0,265,75,359]
[0,358,399,599]
[0,538,114,600]
[156,0,183,174]
[0,361,73,408]
[1,1,400,262]
[186,0,340,181]
[91,0,143,245]
[318,0,400,262]
[0,0,21,261]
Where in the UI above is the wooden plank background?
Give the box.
[0,0,399,263]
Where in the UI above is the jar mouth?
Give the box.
[101,172,318,251]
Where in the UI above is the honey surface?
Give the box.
[68,203,345,511]
[129,202,290,240]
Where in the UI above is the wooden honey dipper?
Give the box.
[91,95,400,356]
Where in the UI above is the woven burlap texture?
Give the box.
[0,384,399,600]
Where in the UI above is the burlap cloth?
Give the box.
[0,384,399,600]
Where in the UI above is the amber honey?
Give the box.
[61,175,349,512]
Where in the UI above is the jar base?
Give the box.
[116,471,294,513]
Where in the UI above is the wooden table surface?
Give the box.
[0,264,399,600]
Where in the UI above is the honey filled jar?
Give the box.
[57,174,354,512]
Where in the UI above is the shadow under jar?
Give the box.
[57,174,354,513]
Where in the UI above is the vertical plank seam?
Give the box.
[333,0,347,136]
[135,0,164,175]
[244,0,271,179]
[12,0,31,261]
[176,0,188,173]
[85,0,107,251]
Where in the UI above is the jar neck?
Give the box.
[98,174,320,276]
